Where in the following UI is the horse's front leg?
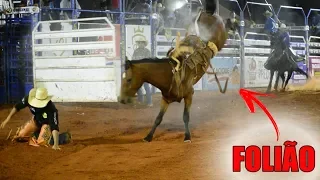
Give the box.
[143,97,169,142]
[274,71,280,92]
[183,92,193,143]
[266,70,275,93]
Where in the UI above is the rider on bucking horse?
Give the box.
[167,0,220,72]
[263,10,304,70]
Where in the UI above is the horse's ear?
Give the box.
[125,59,132,70]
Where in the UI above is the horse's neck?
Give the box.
[133,62,173,90]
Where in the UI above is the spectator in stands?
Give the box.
[166,9,176,27]
[132,37,153,107]
[131,0,151,13]
[225,11,240,39]
[60,0,81,19]
[152,2,165,34]
[311,12,320,37]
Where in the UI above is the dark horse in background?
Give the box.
[119,1,228,143]
[265,31,309,93]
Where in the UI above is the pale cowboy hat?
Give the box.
[135,36,148,45]
[28,88,53,108]
[263,10,273,16]
[157,3,165,11]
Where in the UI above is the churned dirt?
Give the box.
[0,89,320,180]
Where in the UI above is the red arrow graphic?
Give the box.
[239,88,280,141]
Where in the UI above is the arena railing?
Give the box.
[307,9,320,78]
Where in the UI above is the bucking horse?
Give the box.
[265,30,309,93]
[119,2,228,142]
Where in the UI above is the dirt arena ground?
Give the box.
[0,89,320,180]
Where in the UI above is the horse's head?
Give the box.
[196,12,228,52]
[119,59,143,104]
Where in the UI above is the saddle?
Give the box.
[167,33,218,98]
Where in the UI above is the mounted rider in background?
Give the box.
[263,10,304,70]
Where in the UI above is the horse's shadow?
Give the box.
[72,137,144,146]
[71,126,189,146]
[56,102,153,110]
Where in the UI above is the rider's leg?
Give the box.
[13,117,39,142]
[170,32,181,71]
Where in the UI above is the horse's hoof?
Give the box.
[184,140,192,143]
[143,139,150,142]
[143,136,152,142]
[280,89,286,92]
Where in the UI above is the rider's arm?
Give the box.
[4,96,28,123]
[46,102,60,147]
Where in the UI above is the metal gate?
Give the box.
[2,15,36,103]
[32,17,117,102]
[0,4,39,103]
[0,26,4,103]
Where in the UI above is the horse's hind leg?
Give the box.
[183,92,193,143]
[282,70,293,92]
[143,97,169,142]
[280,73,285,89]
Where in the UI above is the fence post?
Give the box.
[71,0,76,19]
[305,16,310,75]
[5,17,9,103]
[119,0,126,75]
[240,10,245,88]
[149,0,155,57]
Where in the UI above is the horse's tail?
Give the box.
[294,67,309,79]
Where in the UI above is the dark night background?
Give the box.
[219,0,320,25]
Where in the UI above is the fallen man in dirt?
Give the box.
[0,87,71,150]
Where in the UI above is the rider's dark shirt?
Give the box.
[15,95,59,132]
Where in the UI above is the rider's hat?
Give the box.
[263,10,273,17]
[28,88,52,108]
